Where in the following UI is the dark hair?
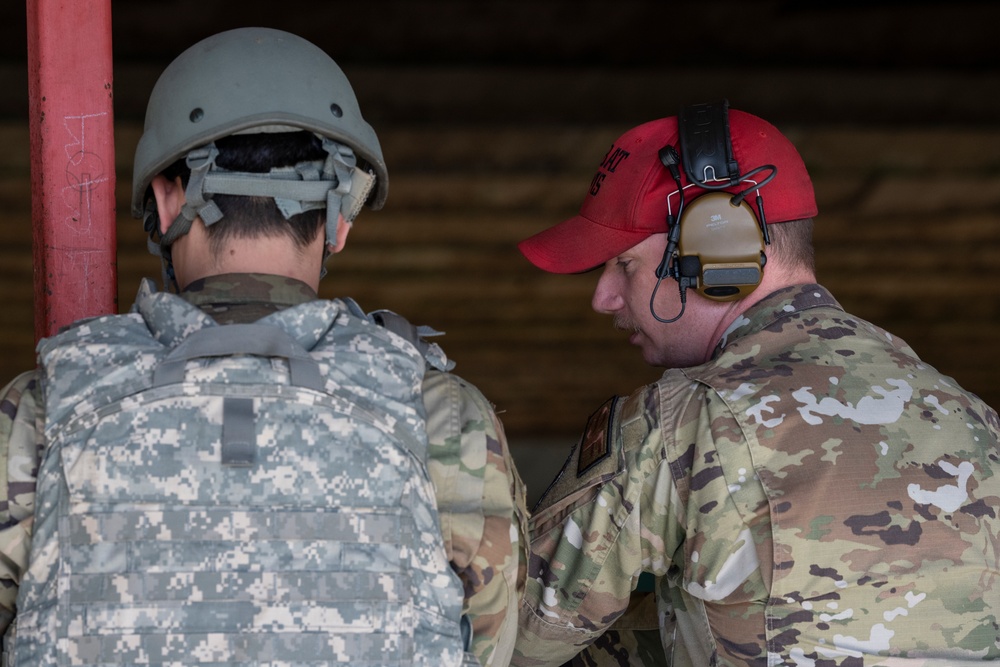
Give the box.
[766,218,815,274]
[160,131,327,255]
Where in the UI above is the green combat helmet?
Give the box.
[131,27,387,277]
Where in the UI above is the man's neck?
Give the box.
[172,227,325,292]
[703,265,818,363]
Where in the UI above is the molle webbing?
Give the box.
[17,290,472,666]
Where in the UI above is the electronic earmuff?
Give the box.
[652,100,776,313]
[672,192,766,300]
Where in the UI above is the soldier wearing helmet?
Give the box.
[0,28,526,666]
[131,26,388,293]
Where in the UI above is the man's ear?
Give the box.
[328,213,352,254]
[150,174,186,235]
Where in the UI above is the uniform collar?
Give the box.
[177,273,319,324]
[712,283,843,358]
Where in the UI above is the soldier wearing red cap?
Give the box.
[512,103,1000,666]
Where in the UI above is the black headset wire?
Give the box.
[650,145,689,323]
[728,164,777,246]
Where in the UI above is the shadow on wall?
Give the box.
[511,439,577,509]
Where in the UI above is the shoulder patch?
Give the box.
[531,395,624,515]
[577,396,619,477]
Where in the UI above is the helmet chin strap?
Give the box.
[158,144,223,249]
[146,134,377,289]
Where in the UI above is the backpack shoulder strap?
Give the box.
[341,297,455,372]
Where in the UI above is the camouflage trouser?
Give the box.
[567,589,669,667]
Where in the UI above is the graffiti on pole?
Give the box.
[61,111,109,236]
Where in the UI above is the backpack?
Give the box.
[6,282,476,666]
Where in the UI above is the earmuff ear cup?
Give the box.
[676,192,765,301]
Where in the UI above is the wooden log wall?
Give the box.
[1,1,999,498]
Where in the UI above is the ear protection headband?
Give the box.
[650,100,777,322]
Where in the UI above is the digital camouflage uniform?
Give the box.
[0,273,527,667]
[514,283,1000,667]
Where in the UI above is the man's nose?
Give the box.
[591,270,623,314]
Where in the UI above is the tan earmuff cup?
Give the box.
[676,192,765,301]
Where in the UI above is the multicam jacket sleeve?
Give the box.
[424,369,529,667]
[516,284,1000,667]
[512,376,803,667]
[0,372,43,643]
[512,384,709,667]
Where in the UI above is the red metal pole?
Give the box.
[26,0,117,341]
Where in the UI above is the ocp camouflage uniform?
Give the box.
[514,283,1000,667]
[0,273,528,667]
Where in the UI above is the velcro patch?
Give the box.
[578,396,618,477]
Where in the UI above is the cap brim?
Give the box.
[517,213,656,274]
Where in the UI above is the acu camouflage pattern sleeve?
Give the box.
[0,372,44,640]
[423,369,528,667]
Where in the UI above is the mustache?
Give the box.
[614,316,640,333]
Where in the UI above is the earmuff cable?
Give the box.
[655,145,686,280]
[650,273,689,324]
[650,144,690,323]
[729,164,776,245]
[728,164,777,205]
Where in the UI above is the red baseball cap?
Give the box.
[518,108,818,274]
